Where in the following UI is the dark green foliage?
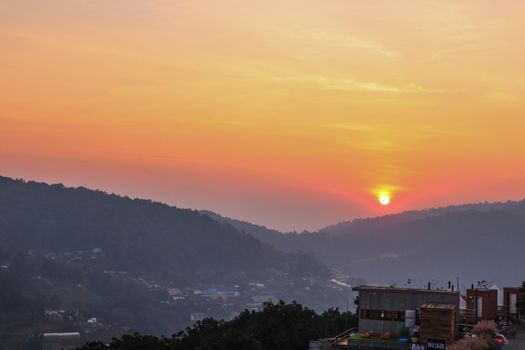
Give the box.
[76,301,357,350]
[398,327,410,338]
[353,295,360,315]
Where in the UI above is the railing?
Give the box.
[459,309,478,323]
[460,307,516,324]
[331,327,358,344]
[333,338,412,350]
[330,328,413,350]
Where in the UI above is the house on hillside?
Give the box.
[353,285,460,336]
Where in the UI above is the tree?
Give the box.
[353,295,360,315]
[76,301,358,350]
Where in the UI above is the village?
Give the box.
[310,283,524,350]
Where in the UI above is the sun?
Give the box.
[379,193,391,206]
[372,185,398,207]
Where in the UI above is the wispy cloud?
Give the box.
[0,29,176,67]
[274,75,430,94]
[306,29,401,58]
[254,23,401,58]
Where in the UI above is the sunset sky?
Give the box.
[1,0,525,231]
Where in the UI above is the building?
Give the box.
[466,288,497,321]
[42,332,82,350]
[200,289,239,298]
[420,303,457,345]
[353,286,460,336]
[503,287,520,319]
[190,312,207,324]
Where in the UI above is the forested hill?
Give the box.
[0,176,339,337]
[206,200,525,287]
[320,199,525,236]
[0,176,326,283]
[200,210,300,248]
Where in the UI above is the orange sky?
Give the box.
[1,0,525,231]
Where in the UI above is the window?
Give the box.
[393,311,406,321]
[360,309,367,319]
[371,310,380,319]
[360,309,405,322]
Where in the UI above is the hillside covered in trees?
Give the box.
[0,176,348,339]
[207,200,525,287]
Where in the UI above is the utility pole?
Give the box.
[346,296,349,330]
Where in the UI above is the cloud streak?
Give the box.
[273,75,431,94]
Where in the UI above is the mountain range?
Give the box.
[1,175,523,340]
[204,201,525,288]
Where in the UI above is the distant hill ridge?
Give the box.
[204,199,525,287]
[320,199,525,236]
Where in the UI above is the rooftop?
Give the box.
[352,285,459,295]
[43,332,81,338]
[466,288,497,291]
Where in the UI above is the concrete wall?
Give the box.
[358,319,406,335]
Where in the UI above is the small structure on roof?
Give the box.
[466,288,497,321]
[420,303,457,345]
[503,287,520,319]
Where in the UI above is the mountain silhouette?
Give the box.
[205,201,525,288]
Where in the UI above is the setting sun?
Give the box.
[379,194,391,206]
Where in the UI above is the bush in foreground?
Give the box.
[471,321,498,339]
[78,301,357,350]
[448,337,490,350]
[448,321,498,350]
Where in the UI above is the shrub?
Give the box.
[398,327,410,338]
[471,321,498,339]
[448,337,490,350]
